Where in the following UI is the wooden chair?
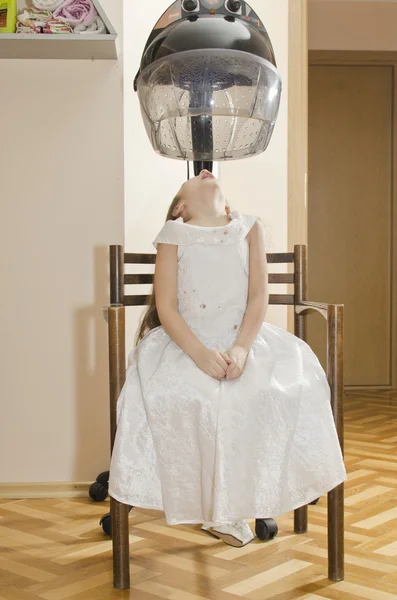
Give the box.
[106,244,345,589]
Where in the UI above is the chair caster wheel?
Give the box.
[100,513,111,536]
[255,518,278,541]
[89,481,108,502]
[96,471,110,486]
[89,471,110,502]
[310,497,320,505]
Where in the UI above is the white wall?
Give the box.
[0,0,124,483]
[124,0,290,343]
[309,0,397,51]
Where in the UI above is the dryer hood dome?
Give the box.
[135,2,282,162]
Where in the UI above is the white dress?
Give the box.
[108,212,347,526]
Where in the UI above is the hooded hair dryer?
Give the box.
[134,0,282,175]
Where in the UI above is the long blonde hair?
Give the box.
[135,193,181,345]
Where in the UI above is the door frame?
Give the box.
[309,50,397,390]
[288,0,308,334]
[288,0,308,249]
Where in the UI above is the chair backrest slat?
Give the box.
[269,274,294,284]
[124,295,151,306]
[270,294,295,305]
[125,274,153,285]
[125,253,156,264]
[267,253,294,264]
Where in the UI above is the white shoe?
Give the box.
[201,520,254,547]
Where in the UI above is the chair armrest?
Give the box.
[295,300,344,320]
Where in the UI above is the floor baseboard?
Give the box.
[0,482,91,499]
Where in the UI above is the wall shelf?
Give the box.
[0,0,117,59]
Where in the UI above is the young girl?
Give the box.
[108,170,347,548]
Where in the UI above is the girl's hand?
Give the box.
[225,346,249,380]
[193,348,231,381]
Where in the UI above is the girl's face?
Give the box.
[173,170,224,220]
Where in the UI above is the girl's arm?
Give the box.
[226,221,268,379]
[154,243,230,379]
[234,220,269,351]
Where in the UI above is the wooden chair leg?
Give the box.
[294,246,309,534]
[111,498,130,589]
[327,305,345,581]
[108,306,130,589]
[293,308,308,535]
[294,505,308,534]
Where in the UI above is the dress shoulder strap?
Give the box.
[153,219,183,249]
[241,214,259,237]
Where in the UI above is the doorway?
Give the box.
[308,54,397,388]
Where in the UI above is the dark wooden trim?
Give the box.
[125,274,154,285]
[110,499,130,590]
[124,253,156,264]
[124,295,151,306]
[296,300,329,319]
[108,307,125,451]
[327,304,345,582]
[267,252,295,264]
[269,273,295,284]
[108,306,130,589]
[294,245,308,305]
[110,246,124,305]
[269,294,295,305]
[293,245,308,535]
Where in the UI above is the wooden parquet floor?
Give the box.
[1,390,397,600]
